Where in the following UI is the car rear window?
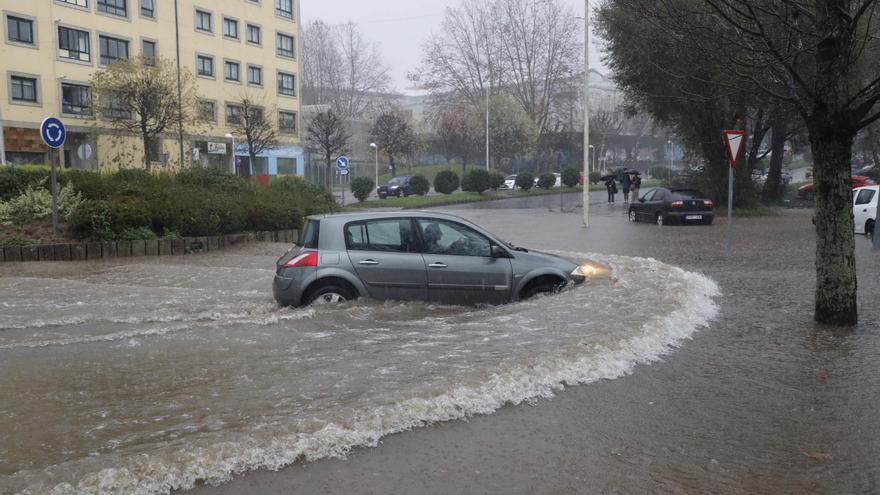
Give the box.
[299,219,319,249]
[671,189,705,199]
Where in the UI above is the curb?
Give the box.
[0,229,298,263]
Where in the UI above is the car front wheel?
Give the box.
[628,209,637,222]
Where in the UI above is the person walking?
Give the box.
[622,173,632,203]
[605,177,617,203]
[631,174,642,202]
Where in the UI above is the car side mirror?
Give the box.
[491,245,511,258]
[639,197,645,202]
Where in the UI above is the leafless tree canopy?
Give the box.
[231,93,277,177]
[302,21,392,119]
[417,0,582,135]
[90,55,199,170]
[306,110,351,189]
[370,112,417,177]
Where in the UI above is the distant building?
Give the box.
[0,0,303,182]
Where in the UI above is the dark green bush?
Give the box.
[562,167,580,187]
[461,169,492,194]
[489,171,506,190]
[515,171,535,191]
[68,198,152,240]
[177,167,249,193]
[0,234,38,246]
[0,166,49,201]
[648,166,671,180]
[409,174,430,196]
[350,177,375,202]
[588,171,602,185]
[537,172,556,189]
[434,170,460,194]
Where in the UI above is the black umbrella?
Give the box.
[600,174,616,181]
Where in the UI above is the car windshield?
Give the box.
[387,177,407,185]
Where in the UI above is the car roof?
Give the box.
[307,211,472,223]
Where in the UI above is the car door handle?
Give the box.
[428,262,447,268]
[359,260,379,265]
[864,209,868,212]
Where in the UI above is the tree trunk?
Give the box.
[142,134,151,172]
[810,121,857,325]
[389,153,396,177]
[762,117,787,203]
[325,152,333,190]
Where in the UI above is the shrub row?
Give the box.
[0,166,335,241]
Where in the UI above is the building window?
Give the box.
[61,83,92,116]
[99,35,129,65]
[199,100,215,122]
[140,0,155,17]
[275,0,294,19]
[223,17,239,39]
[97,0,128,17]
[6,16,35,45]
[102,93,132,119]
[195,10,212,33]
[246,24,261,44]
[57,0,89,7]
[279,111,296,133]
[224,61,240,82]
[196,55,214,77]
[248,107,264,123]
[276,33,295,59]
[142,39,156,65]
[248,65,262,86]
[58,26,91,62]
[277,71,295,97]
[10,76,38,103]
[226,104,241,124]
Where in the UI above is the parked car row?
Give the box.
[499,173,562,189]
[798,175,877,199]
[274,212,600,307]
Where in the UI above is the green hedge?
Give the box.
[3,166,336,241]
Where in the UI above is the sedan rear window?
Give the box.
[671,189,705,199]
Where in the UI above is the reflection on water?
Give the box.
[0,246,718,494]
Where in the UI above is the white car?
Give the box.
[503,175,517,189]
[853,185,877,236]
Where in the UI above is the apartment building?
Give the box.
[0,0,303,181]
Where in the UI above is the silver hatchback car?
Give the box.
[273,212,593,306]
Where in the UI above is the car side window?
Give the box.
[855,189,875,205]
[344,219,416,253]
[640,189,655,202]
[653,190,667,202]
[417,219,492,257]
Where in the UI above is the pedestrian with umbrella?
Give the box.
[603,174,617,203]
[631,172,642,201]
[622,172,632,203]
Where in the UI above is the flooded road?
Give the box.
[0,209,718,494]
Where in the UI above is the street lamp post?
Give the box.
[667,139,673,184]
[224,133,235,175]
[370,142,378,194]
[582,0,590,227]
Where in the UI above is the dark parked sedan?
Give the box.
[628,188,715,226]
[377,175,413,199]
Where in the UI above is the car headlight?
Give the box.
[390,185,399,189]
[571,261,612,282]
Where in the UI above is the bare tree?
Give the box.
[434,106,481,172]
[301,21,391,119]
[495,0,582,134]
[590,109,624,166]
[90,55,199,170]
[306,110,351,189]
[371,112,417,177]
[230,94,277,178]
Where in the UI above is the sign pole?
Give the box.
[722,130,745,257]
[725,163,733,256]
[50,148,59,235]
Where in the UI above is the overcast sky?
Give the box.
[300,0,605,91]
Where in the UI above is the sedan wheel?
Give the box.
[656,213,664,226]
[628,209,637,222]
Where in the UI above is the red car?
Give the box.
[798,175,878,199]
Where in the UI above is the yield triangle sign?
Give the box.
[723,130,745,168]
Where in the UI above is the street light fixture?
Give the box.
[370,142,379,194]
[224,133,235,175]
[581,0,590,227]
